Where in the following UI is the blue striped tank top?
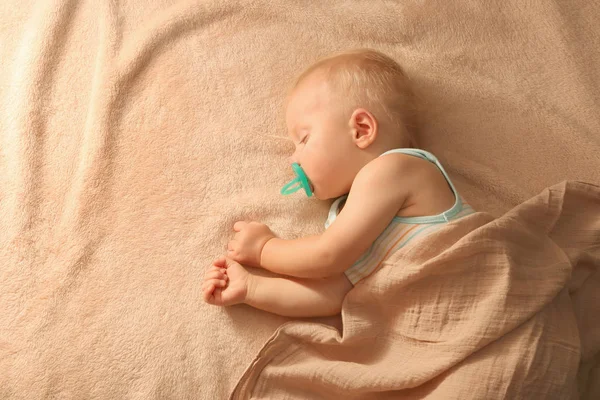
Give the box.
[324,148,475,285]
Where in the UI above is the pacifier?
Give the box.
[281,163,313,197]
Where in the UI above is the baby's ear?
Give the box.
[349,108,377,149]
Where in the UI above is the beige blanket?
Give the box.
[232,181,600,399]
[0,0,599,399]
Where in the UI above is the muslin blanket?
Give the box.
[1,0,599,399]
[232,181,600,399]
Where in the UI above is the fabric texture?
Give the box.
[232,181,600,399]
[0,1,599,399]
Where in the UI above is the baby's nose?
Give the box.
[288,154,297,164]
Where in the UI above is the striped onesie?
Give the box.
[324,148,475,286]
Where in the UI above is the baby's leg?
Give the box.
[245,270,353,318]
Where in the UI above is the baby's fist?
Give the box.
[202,257,249,307]
[227,221,276,267]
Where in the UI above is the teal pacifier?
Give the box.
[281,163,313,197]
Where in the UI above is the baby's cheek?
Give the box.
[308,151,331,182]
[310,165,332,194]
[305,164,322,186]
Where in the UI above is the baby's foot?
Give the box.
[202,256,250,307]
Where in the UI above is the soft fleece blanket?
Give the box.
[232,181,600,399]
[0,0,599,399]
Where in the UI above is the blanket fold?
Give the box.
[232,181,599,399]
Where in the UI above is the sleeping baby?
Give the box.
[202,49,474,317]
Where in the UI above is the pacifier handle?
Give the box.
[281,179,302,195]
[280,163,313,197]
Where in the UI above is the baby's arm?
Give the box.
[261,155,410,278]
[245,269,354,318]
[203,256,353,318]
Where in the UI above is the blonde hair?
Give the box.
[291,49,417,145]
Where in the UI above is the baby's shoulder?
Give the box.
[359,151,429,179]
[354,151,445,197]
[352,152,418,195]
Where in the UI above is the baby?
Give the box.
[202,49,474,317]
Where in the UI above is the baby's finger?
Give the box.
[205,270,228,281]
[205,277,227,288]
[203,283,215,303]
[203,276,225,289]
[212,257,226,268]
[223,257,240,268]
[206,266,228,280]
[201,280,213,293]
[233,221,247,232]
[213,287,223,303]
[207,265,226,276]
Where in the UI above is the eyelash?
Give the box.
[300,135,308,144]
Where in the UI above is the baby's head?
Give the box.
[285,49,416,200]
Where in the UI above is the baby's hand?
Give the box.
[202,256,250,307]
[227,221,276,268]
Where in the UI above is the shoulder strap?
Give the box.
[380,148,463,222]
